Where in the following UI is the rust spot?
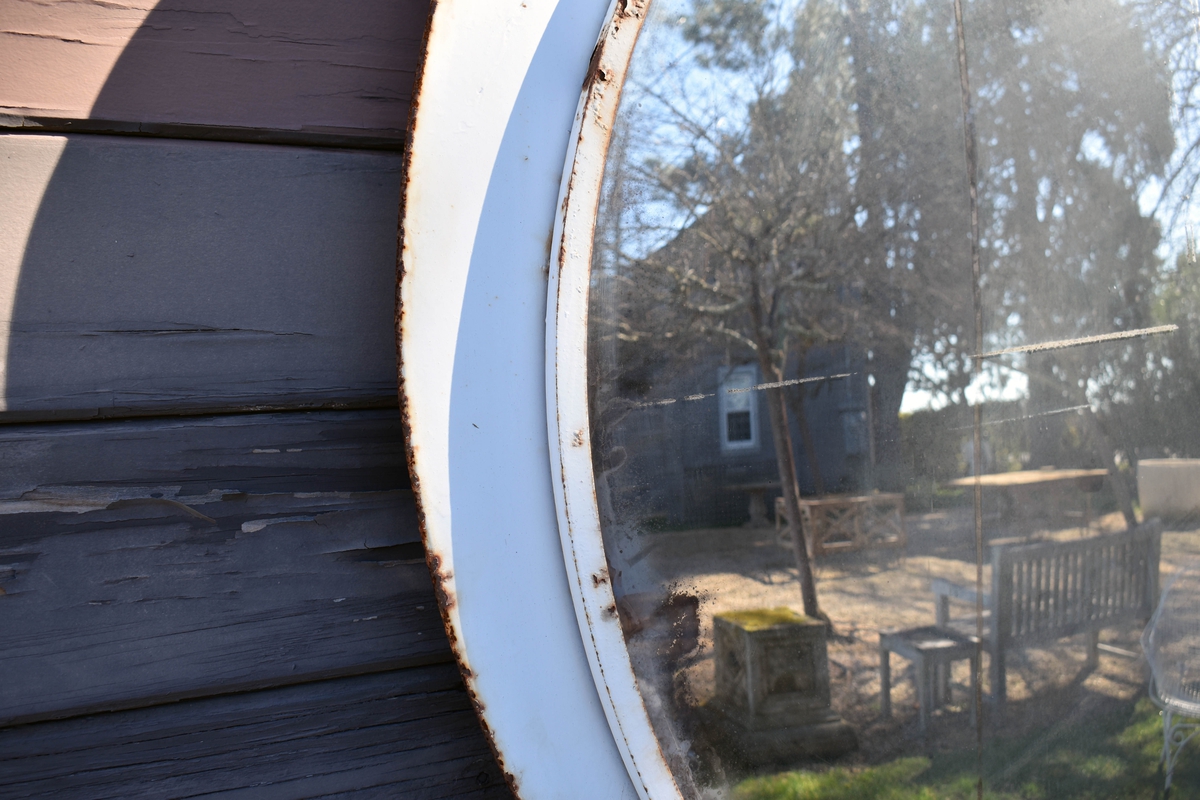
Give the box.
[543,230,555,276]
[572,429,585,447]
[584,39,605,92]
[421,529,519,794]
[453,663,520,797]
[425,552,457,613]
[592,568,609,588]
[603,603,619,620]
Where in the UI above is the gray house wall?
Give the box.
[609,344,873,530]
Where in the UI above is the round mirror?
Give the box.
[553,0,1200,796]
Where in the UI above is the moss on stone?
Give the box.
[715,607,809,631]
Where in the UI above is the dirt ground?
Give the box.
[616,507,1200,776]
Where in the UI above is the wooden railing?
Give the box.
[776,493,907,556]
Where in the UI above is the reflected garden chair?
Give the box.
[1143,564,1200,797]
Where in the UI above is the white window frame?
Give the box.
[719,365,760,453]
[398,1,676,798]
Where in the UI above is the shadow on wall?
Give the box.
[2,0,428,421]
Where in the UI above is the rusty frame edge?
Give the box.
[398,1,642,797]
[396,1,521,795]
[546,1,684,798]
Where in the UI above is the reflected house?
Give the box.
[605,345,874,530]
[594,122,890,530]
[594,183,882,529]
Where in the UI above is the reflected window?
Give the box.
[719,365,758,450]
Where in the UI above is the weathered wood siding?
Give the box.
[0,409,512,797]
[0,413,446,725]
[0,0,511,795]
[0,134,400,421]
[3,665,508,799]
[0,410,408,498]
[0,0,427,144]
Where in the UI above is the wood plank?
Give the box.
[0,486,447,726]
[0,135,401,420]
[1,665,513,800]
[0,116,406,151]
[0,409,434,725]
[0,409,407,500]
[0,0,429,143]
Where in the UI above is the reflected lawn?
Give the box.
[733,698,1193,800]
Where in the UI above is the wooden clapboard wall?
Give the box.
[0,1,512,797]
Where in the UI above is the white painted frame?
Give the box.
[399,0,680,797]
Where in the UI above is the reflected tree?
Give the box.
[607,0,866,618]
[595,0,977,619]
[967,0,1172,523]
[592,0,1181,616]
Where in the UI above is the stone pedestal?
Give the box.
[1139,458,1200,519]
[704,608,856,765]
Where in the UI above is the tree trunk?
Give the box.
[743,250,821,618]
[1081,407,1139,530]
[845,0,910,493]
[757,351,822,619]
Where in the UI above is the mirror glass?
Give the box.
[587,0,1200,796]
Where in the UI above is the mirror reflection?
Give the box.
[587,0,1200,796]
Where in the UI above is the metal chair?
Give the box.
[1143,564,1200,797]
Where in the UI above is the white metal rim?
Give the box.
[399,0,678,797]
[546,0,685,798]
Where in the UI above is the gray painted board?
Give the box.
[0,0,428,142]
[0,409,408,500]
[2,665,512,799]
[0,409,439,725]
[0,134,401,421]
[0,486,446,725]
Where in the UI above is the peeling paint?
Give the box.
[425,552,457,614]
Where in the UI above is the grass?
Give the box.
[731,698,1200,800]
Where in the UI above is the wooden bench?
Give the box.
[933,520,1162,706]
[775,493,906,556]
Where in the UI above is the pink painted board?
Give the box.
[0,0,429,139]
